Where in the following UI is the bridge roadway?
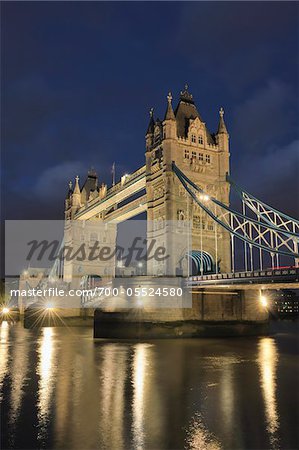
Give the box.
[188,267,299,290]
[75,165,146,221]
[81,268,299,309]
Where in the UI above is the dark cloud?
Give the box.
[232,79,295,154]
[233,139,299,217]
[175,2,299,93]
[1,1,298,225]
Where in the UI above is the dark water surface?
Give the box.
[0,321,298,450]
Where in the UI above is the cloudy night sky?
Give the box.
[1,1,299,222]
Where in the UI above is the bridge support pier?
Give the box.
[93,287,269,339]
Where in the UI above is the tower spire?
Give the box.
[217,107,228,134]
[146,108,155,135]
[66,180,73,199]
[73,175,80,194]
[180,83,194,104]
[164,92,175,120]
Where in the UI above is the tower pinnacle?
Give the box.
[180,84,194,103]
[217,107,228,134]
[164,91,175,120]
[146,108,155,135]
[74,175,80,194]
[66,180,73,200]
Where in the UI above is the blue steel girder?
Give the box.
[227,176,299,236]
[172,163,299,259]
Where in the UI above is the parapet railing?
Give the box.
[76,165,146,216]
[188,267,299,284]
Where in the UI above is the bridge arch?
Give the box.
[187,250,215,276]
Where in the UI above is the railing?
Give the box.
[188,267,299,285]
[75,165,146,216]
[105,194,147,221]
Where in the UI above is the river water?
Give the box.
[0,321,298,450]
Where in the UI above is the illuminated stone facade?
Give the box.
[146,86,231,275]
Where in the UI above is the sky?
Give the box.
[1,1,299,223]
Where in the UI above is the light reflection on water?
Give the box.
[186,413,221,450]
[0,321,10,400]
[9,327,29,426]
[99,344,128,450]
[258,337,279,449]
[37,328,57,442]
[0,323,298,450]
[132,343,153,450]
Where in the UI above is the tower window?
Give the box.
[177,210,185,221]
[192,151,196,160]
[198,135,203,145]
[205,154,211,163]
[198,153,203,161]
[155,147,163,160]
[184,149,189,159]
[191,134,196,143]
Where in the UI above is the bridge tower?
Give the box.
[146,86,231,276]
[64,169,116,287]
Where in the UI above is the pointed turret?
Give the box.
[146,108,155,151]
[65,181,73,212]
[146,108,155,135]
[73,175,80,194]
[66,181,73,199]
[163,92,177,140]
[216,107,229,155]
[164,92,175,120]
[71,175,82,211]
[217,107,228,134]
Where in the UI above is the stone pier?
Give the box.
[94,287,269,338]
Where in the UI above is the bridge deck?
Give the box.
[188,268,299,289]
[75,165,146,220]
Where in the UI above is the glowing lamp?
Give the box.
[260,295,268,308]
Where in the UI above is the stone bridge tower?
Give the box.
[64,170,117,287]
[146,86,231,276]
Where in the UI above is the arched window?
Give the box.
[177,209,185,220]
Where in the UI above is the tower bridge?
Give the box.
[27,85,299,337]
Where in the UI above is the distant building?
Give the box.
[271,289,299,319]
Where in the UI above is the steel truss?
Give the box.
[172,163,299,269]
[228,175,299,236]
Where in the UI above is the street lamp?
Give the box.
[260,295,268,308]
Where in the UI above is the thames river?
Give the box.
[0,321,298,450]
